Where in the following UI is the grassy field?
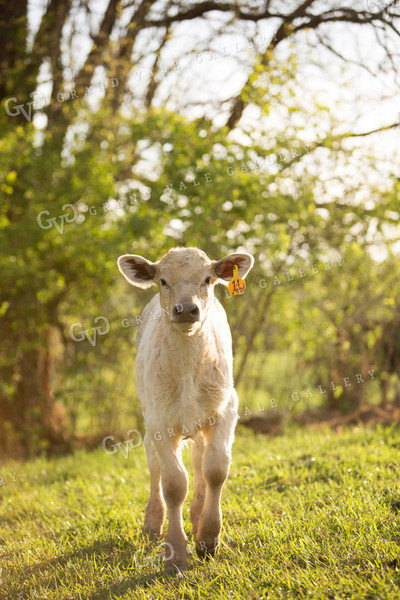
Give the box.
[1,424,400,600]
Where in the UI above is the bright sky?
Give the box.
[27,1,400,198]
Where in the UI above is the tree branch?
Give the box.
[145,24,171,108]
[226,0,317,130]
[279,122,400,173]
[225,2,400,131]
[74,0,123,94]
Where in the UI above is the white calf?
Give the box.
[117,246,254,573]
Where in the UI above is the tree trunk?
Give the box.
[380,377,389,408]
[0,331,69,458]
[394,380,400,408]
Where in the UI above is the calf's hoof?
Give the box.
[164,539,187,574]
[165,564,185,577]
[164,558,187,576]
[142,526,162,541]
[195,542,217,560]
[195,530,219,559]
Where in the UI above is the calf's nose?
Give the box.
[173,303,200,322]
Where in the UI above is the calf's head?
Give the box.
[118,247,254,334]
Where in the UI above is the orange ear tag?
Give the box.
[228,265,246,295]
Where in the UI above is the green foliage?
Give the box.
[1,48,400,452]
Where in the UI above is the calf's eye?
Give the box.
[204,276,212,285]
[160,278,167,286]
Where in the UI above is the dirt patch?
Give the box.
[238,403,400,436]
[300,403,400,430]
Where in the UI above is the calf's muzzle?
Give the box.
[172,302,200,323]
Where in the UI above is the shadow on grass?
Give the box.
[3,537,171,598]
[88,570,168,600]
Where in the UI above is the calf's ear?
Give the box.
[117,254,158,288]
[212,252,254,285]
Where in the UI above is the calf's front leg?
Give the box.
[155,435,189,573]
[195,410,236,559]
[190,433,206,536]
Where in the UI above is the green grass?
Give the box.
[1,425,400,599]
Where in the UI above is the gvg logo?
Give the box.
[5,91,46,121]
[37,204,79,234]
[70,316,110,347]
[102,429,143,458]
[134,542,174,572]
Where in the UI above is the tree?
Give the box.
[1,0,399,456]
